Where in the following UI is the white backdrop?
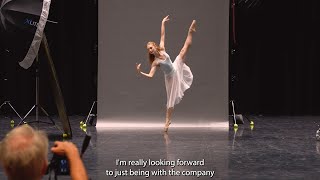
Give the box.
[98,0,229,127]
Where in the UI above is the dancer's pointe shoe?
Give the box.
[189,20,196,33]
[164,125,169,132]
[164,122,169,132]
[164,119,171,132]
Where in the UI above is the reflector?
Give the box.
[0,0,35,60]
[1,0,41,33]
[1,0,50,69]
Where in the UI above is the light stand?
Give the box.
[229,0,254,128]
[18,55,55,125]
[1,0,72,137]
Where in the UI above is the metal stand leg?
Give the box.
[0,50,23,123]
[0,101,23,121]
[18,105,56,126]
[230,100,253,126]
[84,101,97,126]
[230,100,244,126]
[231,100,237,125]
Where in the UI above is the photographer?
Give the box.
[0,125,88,180]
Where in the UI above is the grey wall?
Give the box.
[98,0,229,127]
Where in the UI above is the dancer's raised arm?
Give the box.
[159,15,170,50]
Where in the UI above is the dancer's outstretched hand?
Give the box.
[189,20,196,33]
[162,15,170,23]
[136,63,141,73]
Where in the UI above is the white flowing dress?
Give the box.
[156,51,193,108]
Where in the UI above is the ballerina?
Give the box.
[136,15,196,132]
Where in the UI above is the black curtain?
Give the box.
[0,0,97,115]
[230,0,320,115]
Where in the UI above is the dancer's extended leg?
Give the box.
[179,20,196,62]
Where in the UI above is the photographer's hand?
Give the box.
[51,141,78,156]
[51,141,88,180]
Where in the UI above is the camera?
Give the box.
[50,154,70,175]
[46,134,91,178]
[46,154,70,176]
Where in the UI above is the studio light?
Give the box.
[0,0,72,137]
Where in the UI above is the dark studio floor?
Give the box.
[0,115,320,179]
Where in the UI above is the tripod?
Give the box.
[17,56,55,126]
[0,49,23,122]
